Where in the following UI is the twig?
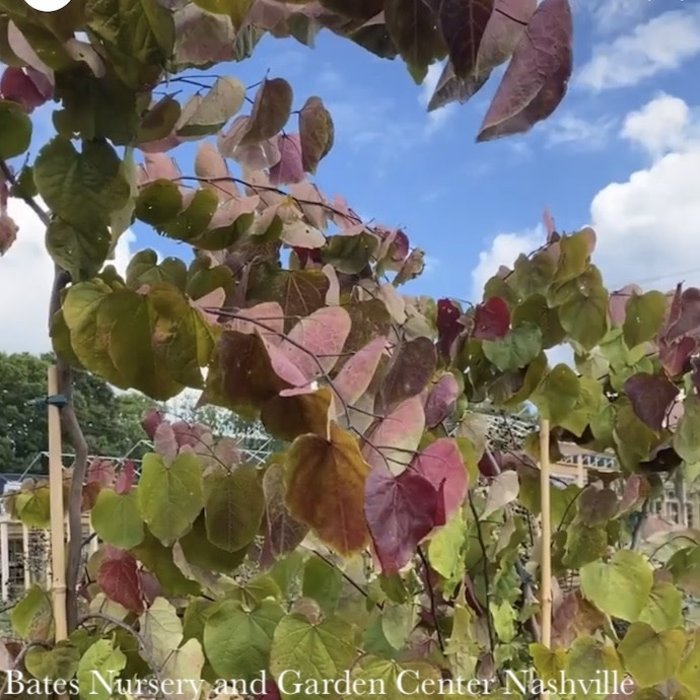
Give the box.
[417,545,445,655]
[466,491,497,656]
[0,159,51,227]
[312,550,380,608]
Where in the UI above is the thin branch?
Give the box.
[494,6,529,26]
[417,545,445,655]
[466,491,497,656]
[312,550,381,608]
[0,159,51,227]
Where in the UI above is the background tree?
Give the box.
[0,352,152,472]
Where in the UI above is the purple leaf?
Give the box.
[473,296,510,340]
[609,285,642,326]
[364,466,439,574]
[378,336,437,413]
[424,373,460,428]
[437,298,464,359]
[141,408,165,440]
[624,373,679,432]
[411,438,468,518]
[97,549,144,614]
[269,133,305,186]
[439,0,495,79]
[115,461,136,495]
[477,0,573,141]
[0,67,50,112]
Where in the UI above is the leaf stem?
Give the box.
[417,545,445,655]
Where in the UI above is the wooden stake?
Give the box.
[539,417,552,648]
[47,366,68,641]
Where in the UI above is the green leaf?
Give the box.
[580,551,653,621]
[674,393,700,464]
[566,636,622,698]
[46,218,111,282]
[512,294,565,349]
[34,137,130,232]
[77,639,127,700]
[618,622,685,688]
[270,614,358,699]
[11,585,53,642]
[321,233,378,274]
[638,581,684,632]
[179,514,247,574]
[86,0,174,89]
[347,655,442,700]
[161,188,218,242]
[0,99,31,158]
[428,510,466,590]
[126,249,188,290]
[204,466,264,552]
[384,0,445,83]
[482,322,542,371]
[530,643,567,683]
[564,524,608,569]
[554,231,590,283]
[131,529,201,597]
[559,288,608,350]
[678,629,700,695]
[192,0,253,29]
[135,180,183,226]
[138,452,204,546]
[623,291,666,348]
[530,363,580,425]
[382,601,418,650]
[302,556,343,614]
[25,642,80,681]
[13,485,51,528]
[91,488,144,549]
[204,599,284,681]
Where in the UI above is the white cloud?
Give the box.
[577,6,700,91]
[0,198,135,354]
[620,92,695,157]
[470,94,700,307]
[470,227,543,300]
[546,113,617,150]
[579,0,648,32]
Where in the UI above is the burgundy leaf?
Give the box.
[97,550,144,613]
[662,286,700,343]
[478,452,501,478]
[261,463,308,565]
[378,336,437,413]
[115,461,136,495]
[660,337,696,378]
[376,228,410,266]
[624,373,679,432]
[141,408,165,440]
[439,0,495,79]
[473,296,510,340]
[427,0,536,112]
[256,679,282,700]
[411,438,468,518]
[364,466,439,574]
[86,459,116,488]
[0,67,49,112]
[269,134,305,186]
[437,298,463,359]
[477,0,573,141]
[0,213,17,255]
[424,373,460,428]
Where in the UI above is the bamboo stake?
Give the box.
[47,366,68,641]
[539,417,552,647]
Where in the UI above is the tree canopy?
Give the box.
[0,352,152,472]
[2,1,700,699]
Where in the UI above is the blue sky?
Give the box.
[3,0,700,352]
